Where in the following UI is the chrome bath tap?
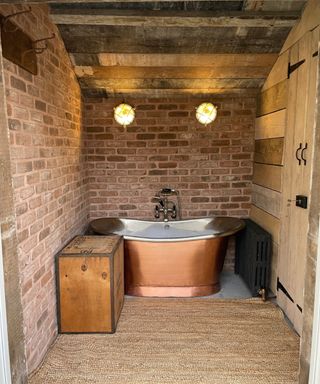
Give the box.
[152,188,179,222]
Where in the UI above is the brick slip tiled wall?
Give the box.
[1,5,89,373]
[84,96,255,268]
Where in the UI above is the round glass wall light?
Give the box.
[195,102,218,125]
[114,103,135,127]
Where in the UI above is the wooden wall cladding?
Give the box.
[255,109,286,140]
[252,184,281,218]
[270,242,279,294]
[254,138,284,165]
[0,14,37,75]
[262,51,289,91]
[250,205,280,244]
[256,79,288,117]
[253,163,282,192]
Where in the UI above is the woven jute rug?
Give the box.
[29,298,299,384]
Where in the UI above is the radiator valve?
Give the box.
[258,288,267,302]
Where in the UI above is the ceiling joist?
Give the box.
[75,66,270,79]
[15,0,303,97]
[82,87,261,99]
[96,53,278,67]
[51,10,299,28]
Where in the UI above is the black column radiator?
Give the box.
[235,219,272,297]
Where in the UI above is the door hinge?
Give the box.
[312,50,319,57]
[288,59,305,78]
[277,278,294,303]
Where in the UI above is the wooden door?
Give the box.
[278,29,319,334]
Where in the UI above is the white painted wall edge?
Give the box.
[308,215,320,384]
[0,228,12,384]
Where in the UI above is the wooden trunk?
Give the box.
[57,235,124,333]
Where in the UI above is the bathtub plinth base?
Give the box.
[126,283,220,297]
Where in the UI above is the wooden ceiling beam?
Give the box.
[81,87,260,98]
[58,25,290,54]
[78,77,264,89]
[1,0,253,3]
[96,53,278,67]
[243,0,306,12]
[74,65,270,79]
[51,10,299,28]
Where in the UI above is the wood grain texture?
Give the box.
[75,65,270,79]
[253,163,282,192]
[113,240,124,325]
[250,205,280,244]
[61,235,121,256]
[270,241,279,295]
[0,15,37,75]
[59,256,112,333]
[255,109,286,140]
[58,235,124,333]
[254,138,284,165]
[262,50,290,91]
[277,31,320,336]
[58,25,292,54]
[252,184,281,218]
[79,77,264,90]
[256,79,288,117]
[51,11,299,28]
[82,87,260,98]
[280,0,320,53]
[97,53,278,68]
[277,289,303,335]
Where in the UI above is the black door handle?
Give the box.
[295,143,302,165]
[301,143,307,165]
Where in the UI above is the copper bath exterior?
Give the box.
[90,217,245,297]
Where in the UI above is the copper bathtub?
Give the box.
[90,217,245,297]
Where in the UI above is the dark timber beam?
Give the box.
[57,25,291,54]
[50,10,300,28]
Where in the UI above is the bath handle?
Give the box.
[171,205,177,219]
[154,205,160,219]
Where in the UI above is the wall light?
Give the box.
[114,103,135,127]
[195,102,218,125]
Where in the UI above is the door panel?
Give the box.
[278,31,318,333]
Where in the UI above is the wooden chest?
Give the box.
[57,235,124,333]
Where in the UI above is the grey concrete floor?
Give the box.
[205,271,252,299]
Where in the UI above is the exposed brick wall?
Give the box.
[0,5,89,373]
[84,97,255,268]
[84,97,255,218]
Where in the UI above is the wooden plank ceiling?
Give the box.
[45,0,307,97]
